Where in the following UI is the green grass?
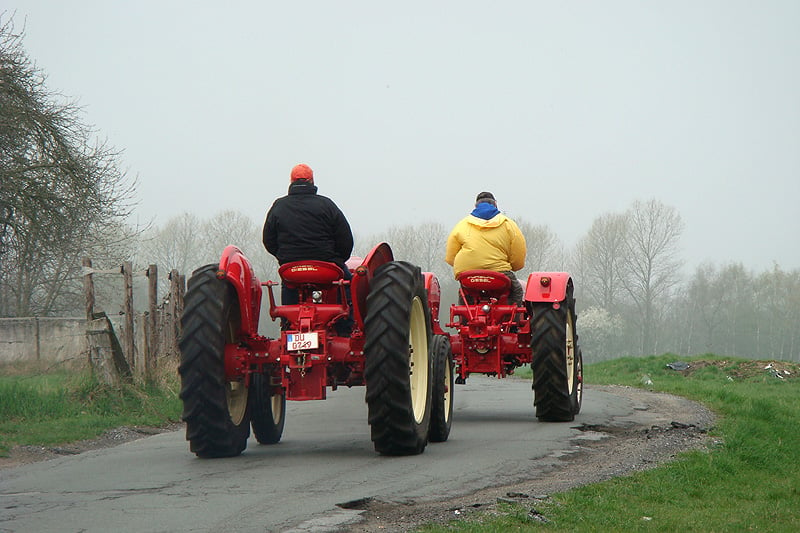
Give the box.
[0,363,182,455]
[420,354,800,532]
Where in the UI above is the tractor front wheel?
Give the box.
[572,346,584,415]
[364,261,433,455]
[249,371,286,445]
[530,283,582,422]
[429,334,454,443]
[179,264,251,458]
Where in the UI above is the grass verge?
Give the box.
[0,360,182,456]
[420,354,800,532]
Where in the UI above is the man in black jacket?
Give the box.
[262,163,354,308]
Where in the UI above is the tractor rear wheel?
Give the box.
[530,284,582,422]
[429,334,454,443]
[249,371,286,445]
[179,264,251,458]
[364,261,433,455]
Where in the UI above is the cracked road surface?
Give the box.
[0,376,713,532]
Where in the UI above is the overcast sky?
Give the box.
[8,1,800,272]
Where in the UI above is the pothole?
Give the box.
[337,497,374,510]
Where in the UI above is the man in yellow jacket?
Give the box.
[445,191,527,305]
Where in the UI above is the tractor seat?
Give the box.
[457,270,511,292]
[279,260,344,288]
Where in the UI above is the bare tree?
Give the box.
[685,262,730,354]
[203,210,259,260]
[566,240,589,309]
[754,265,800,360]
[203,209,277,282]
[365,222,450,279]
[577,213,628,310]
[721,263,760,357]
[516,220,565,272]
[136,213,206,279]
[620,199,684,354]
[373,225,417,264]
[135,209,279,301]
[414,222,450,277]
[0,17,137,316]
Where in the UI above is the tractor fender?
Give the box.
[524,272,573,303]
[359,242,394,273]
[349,242,394,329]
[423,272,444,335]
[217,245,263,335]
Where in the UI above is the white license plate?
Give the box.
[286,332,319,351]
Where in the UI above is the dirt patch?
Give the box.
[344,384,718,533]
[669,358,799,381]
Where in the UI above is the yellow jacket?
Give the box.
[445,213,526,278]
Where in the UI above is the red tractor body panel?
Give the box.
[215,243,392,402]
[524,272,572,303]
[348,242,393,331]
[218,245,263,336]
[279,260,344,285]
[424,272,444,336]
[458,269,511,295]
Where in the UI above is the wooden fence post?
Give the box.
[146,264,158,383]
[122,261,135,373]
[179,274,185,316]
[83,257,95,321]
[166,269,182,358]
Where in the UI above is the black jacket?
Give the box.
[263,182,354,266]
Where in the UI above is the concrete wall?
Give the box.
[0,317,88,364]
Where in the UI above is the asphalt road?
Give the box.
[0,376,638,533]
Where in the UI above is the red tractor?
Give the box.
[178,243,450,458]
[424,269,583,423]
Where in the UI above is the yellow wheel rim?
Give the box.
[408,296,429,423]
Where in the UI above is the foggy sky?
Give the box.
[8,1,800,272]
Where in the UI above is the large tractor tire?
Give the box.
[429,334,454,443]
[530,284,583,422]
[364,261,433,455]
[249,371,286,445]
[179,264,251,458]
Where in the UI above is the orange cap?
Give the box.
[290,164,314,183]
